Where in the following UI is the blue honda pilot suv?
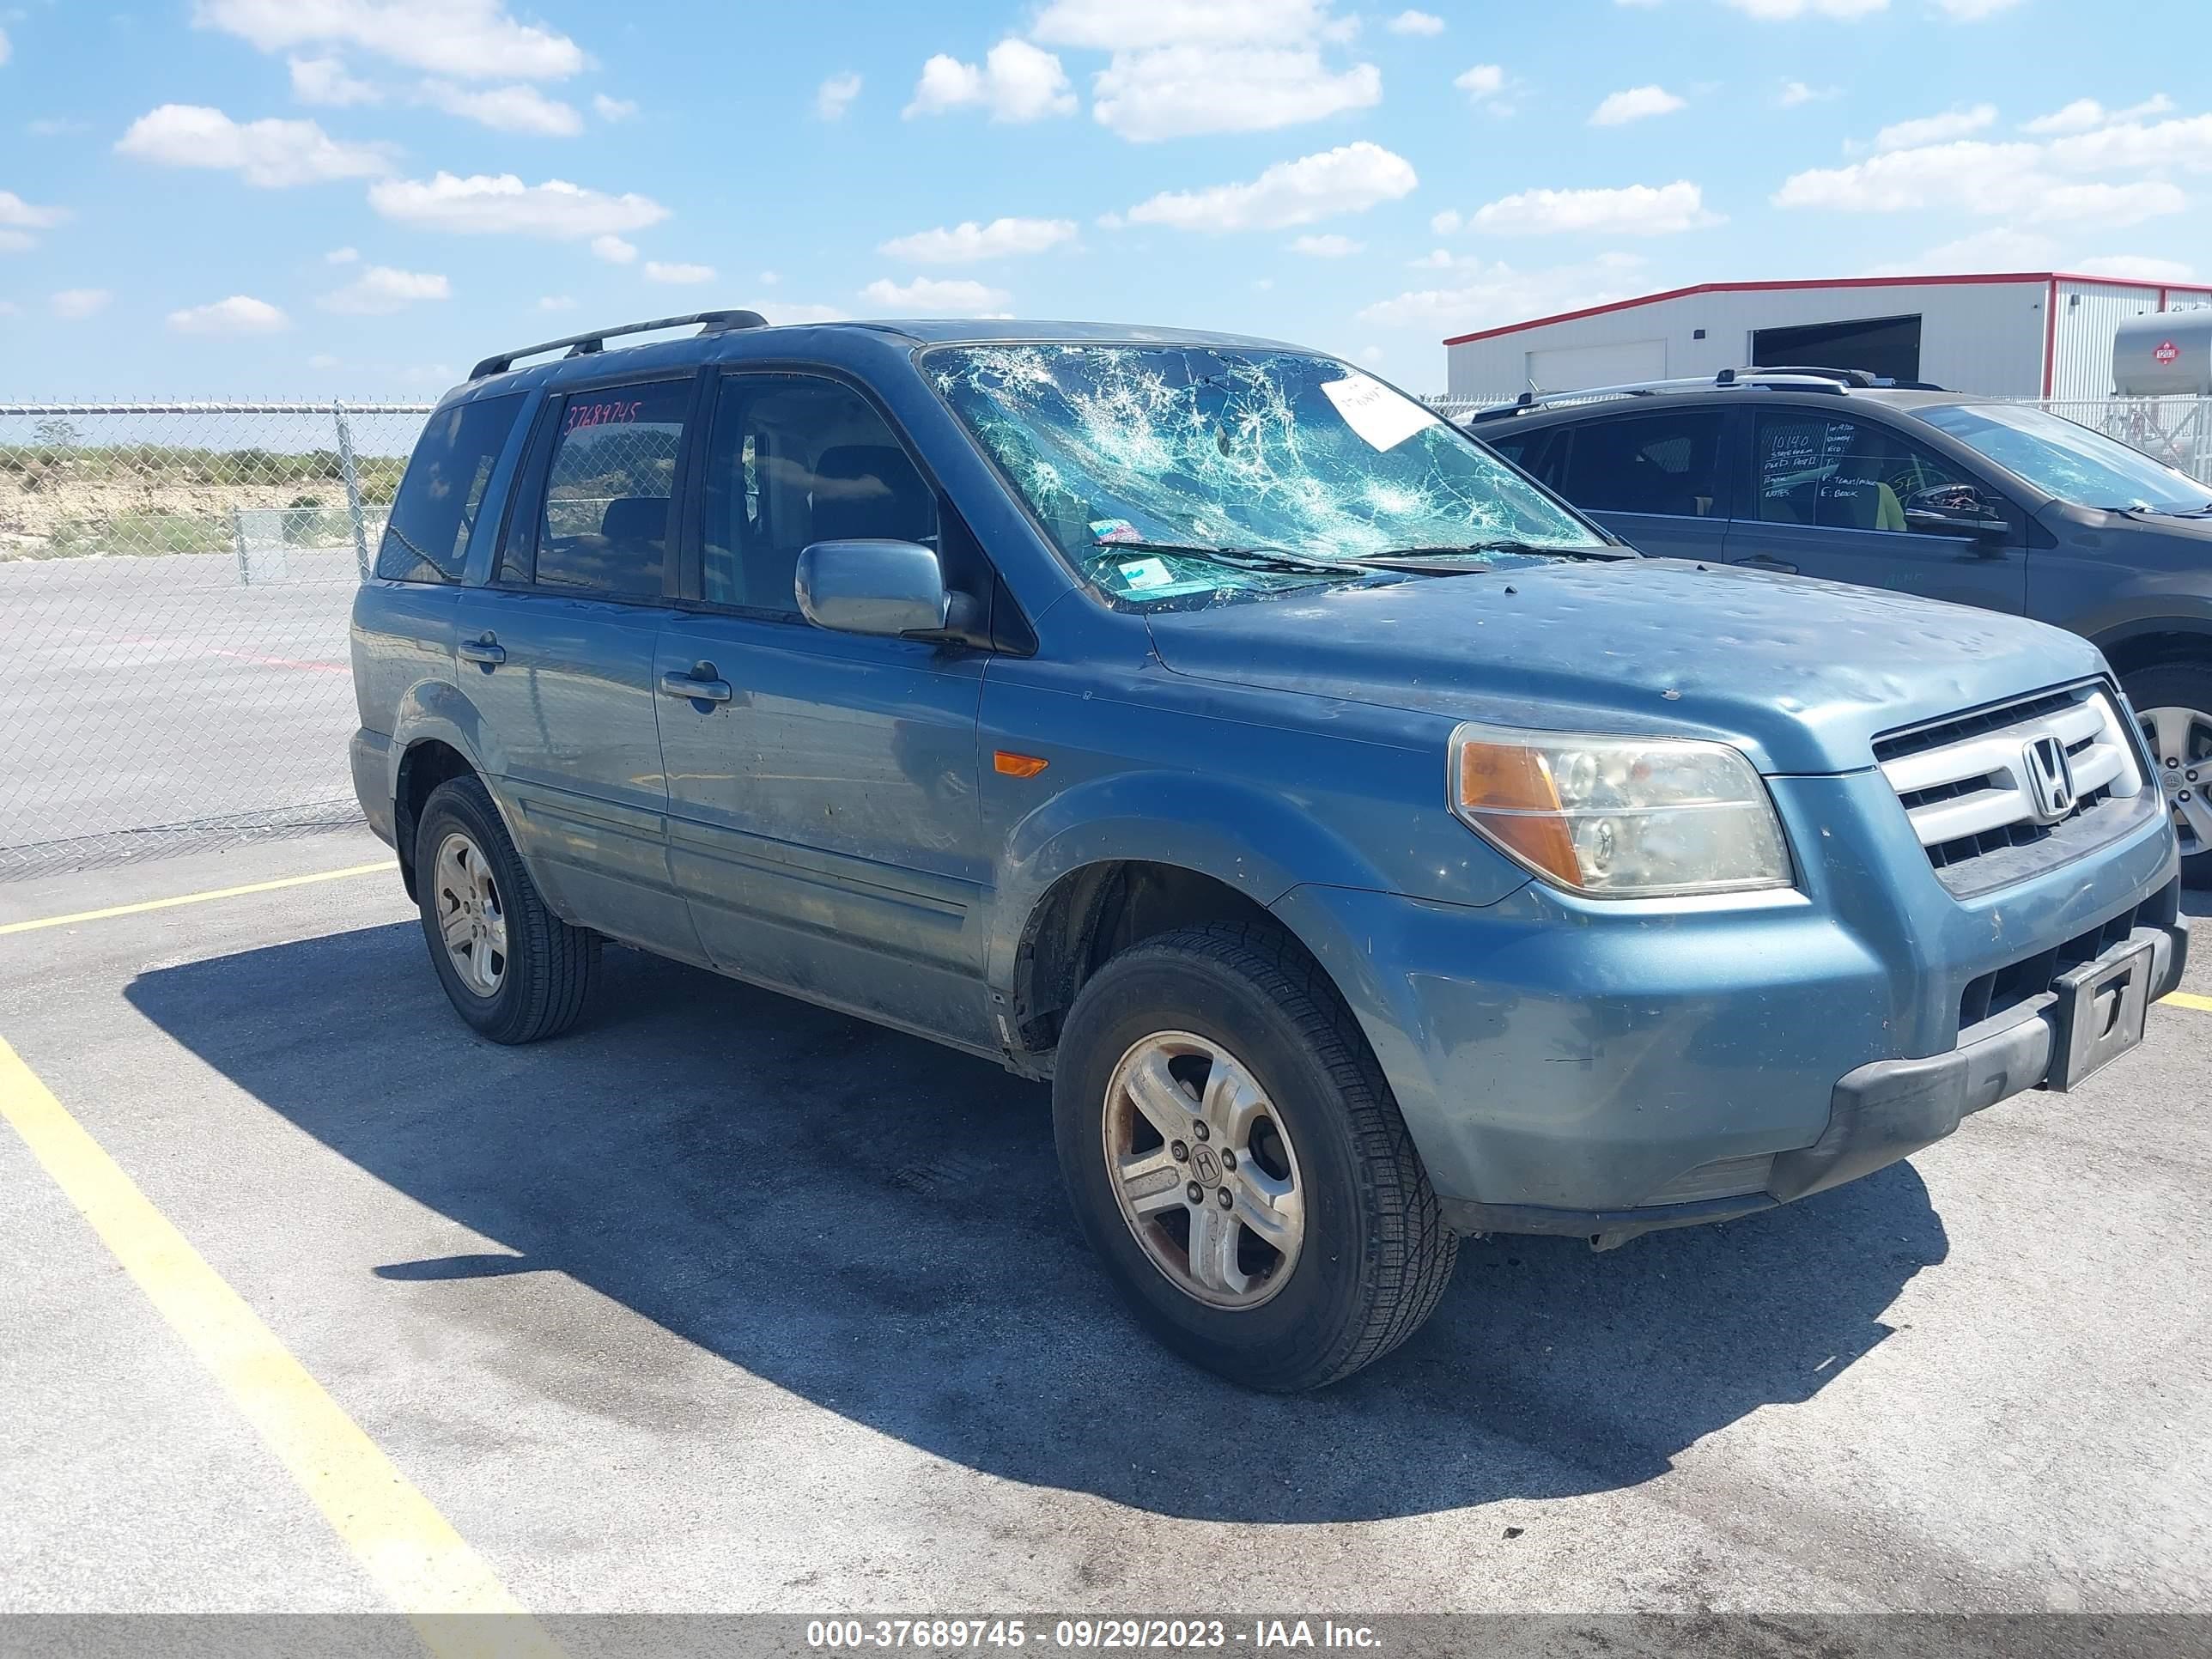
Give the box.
[350,312,2188,1390]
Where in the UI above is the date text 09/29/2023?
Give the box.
[805,1620,1384,1650]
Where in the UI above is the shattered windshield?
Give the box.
[927,344,1613,605]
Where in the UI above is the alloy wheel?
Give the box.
[1101,1030,1305,1310]
[2136,704,2212,857]
[433,830,508,997]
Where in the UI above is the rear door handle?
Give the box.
[458,635,507,666]
[1732,554,1799,574]
[660,670,734,704]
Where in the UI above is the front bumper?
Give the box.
[1428,917,2185,1249]
[1271,766,2185,1243]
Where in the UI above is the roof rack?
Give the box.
[469,309,769,381]
[1464,368,1854,422]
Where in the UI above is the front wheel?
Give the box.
[2123,663,2212,884]
[1052,922,1457,1392]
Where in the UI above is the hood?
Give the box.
[1142,557,2109,775]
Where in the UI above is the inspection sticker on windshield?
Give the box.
[1116,556,1176,590]
[1089,517,1144,544]
[1322,374,1439,453]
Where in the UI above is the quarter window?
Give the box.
[1555,411,1728,519]
[374,393,522,583]
[1754,412,1977,533]
[531,380,691,597]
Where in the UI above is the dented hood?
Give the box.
[1143,556,2109,775]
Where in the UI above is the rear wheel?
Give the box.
[415,776,599,1042]
[1052,921,1457,1392]
[2123,662,2212,884]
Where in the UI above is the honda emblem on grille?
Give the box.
[2022,735,2076,824]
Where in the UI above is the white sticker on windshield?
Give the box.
[1117,557,1176,590]
[1321,373,1440,453]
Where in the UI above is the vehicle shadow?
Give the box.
[125,922,1948,1523]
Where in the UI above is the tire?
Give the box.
[2121,662,2212,886]
[414,775,600,1043]
[1051,921,1458,1392]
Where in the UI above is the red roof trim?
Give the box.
[1441,272,2212,348]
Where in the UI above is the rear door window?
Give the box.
[1754,411,1978,532]
[375,393,523,583]
[1556,410,1728,519]
[531,380,691,598]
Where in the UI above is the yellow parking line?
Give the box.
[2161,990,2212,1014]
[0,1035,561,1659]
[0,862,389,938]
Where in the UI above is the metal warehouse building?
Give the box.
[1443,272,2212,402]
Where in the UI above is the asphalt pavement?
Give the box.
[2,829,2209,1626]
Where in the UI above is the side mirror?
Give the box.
[795,539,952,638]
[1904,483,2009,539]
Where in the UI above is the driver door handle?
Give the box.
[1732,554,1799,574]
[458,635,507,666]
[660,670,734,704]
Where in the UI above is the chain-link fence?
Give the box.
[1431,392,2212,485]
[0,402,434,877]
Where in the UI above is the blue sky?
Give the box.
[2,0,2208,398]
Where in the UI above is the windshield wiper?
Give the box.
[1090,540,1375,577]
[1362,540,1629,563]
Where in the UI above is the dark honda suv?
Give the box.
[1473,374,2212,876]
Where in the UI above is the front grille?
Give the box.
[1958,876,2179,1030]
[1875,682,2154,896]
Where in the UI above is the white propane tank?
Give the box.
[2112,309,2212,396]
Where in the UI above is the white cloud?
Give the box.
[1289,232,1363,256]
[1470,179,1723,236]
[1722,0,1887,15]
[1030,0,1340,48]
[644,260,715,284]
[0,191,67,231]
[168,295,290,335]
[421,81,581,135]
[0,26,10,66]
[1455,63,1504,101]
[592,93,636,122]
[1358,252,1649,331]
[1778,79,1839,106]
[1121,140,1416,232]
[368,172,671,239]
[52,289,113,320]
[751,301,848,325]
[325,245,360,264]
[1776,140,2189,225]
[1358,344,1385,365]
[116,105,394,187]
[1093,45,1378,140]
[1874,104,1996,150]
[2023,95,2172,136]
[193,0,584,82]
[879,217,1078,263]
[289,54,382,106]
[1869,227,2057,273]
[2074,254,2199,283]
[758,270,781,285]
[906,40,1075,123]
[1385,9,1443,33]
[1931,0,2021,15]
[1430,208,1462,234]
[1591,84,1686,126]
[859,276,1012,315]
[537,295,577,311]
[817,71,862,120]
[2045,113,2212,175]
[591,234,637,264]
[319,264,449,313]
[308,353,342,368]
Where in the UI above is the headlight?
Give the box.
[1449,722,1792,898]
